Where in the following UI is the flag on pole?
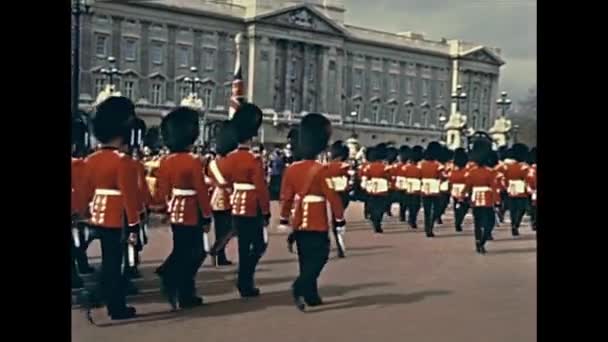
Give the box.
[229,33,245,119]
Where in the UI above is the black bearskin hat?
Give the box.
[386,146,398,163]
[498,145,509,161]
[411,145,424,163]
[230,102,263,143]
[161,107,200,152]
[299,113,331,159]
[469,139,492,167]
[511,143,529,162]
[365,146,374,161]
[215,120,239,157]
[329,140,348,161]
[92,96,136,144]
[72,114,87,147]
[423,141,442,161]
[453,148,468,168]
[370,143,387,162]
[398,145,411,163]
[487,150,499,168]
[529,147,537,165]
[287,127,301,161]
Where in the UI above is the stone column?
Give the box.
[139,21,150,102]
[80,13,93,98]
[166,24,177,102]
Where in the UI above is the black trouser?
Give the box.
[96,228,129,315]
[397,192,408,222]
[234,216,267,292]
[161,225,205,302]
[453,199,470,231]
[71,243,82,283]
[530,205,537,230]
[73,222,92,272]
[509,197,528,230]
[363,195,370,218]
[269,175,282,201]
[386,191,398,216]
[473,207,495,247]
[498,192,509,221]
[422,196,440,235]
[212,210,234,262]
[406,194,421,227]
[293,231,330,301]
[436,192,450,221]
[368,195,387,232]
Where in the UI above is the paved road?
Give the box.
[72,202,536,342]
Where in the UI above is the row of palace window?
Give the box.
[94,78,216,107]
[95,34,224,71]
[348,102,489,129]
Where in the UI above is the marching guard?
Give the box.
[151,107,213,309]
[394,145,411,223]
[403,146,424,229]
[279,113,345,311]
[448,148,469,232]
[324,140,351,258]
[75,96,141,320]
[71,115,90,289]
[526,148,537,231]
[503,143,531,236]
[419,142,445,237]
[207,103,271,298]
[362,143,390,233]
[208,121,239,267]
[385,146,399,217]
[464,139,495,254]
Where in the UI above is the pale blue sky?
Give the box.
[344,0,536,103]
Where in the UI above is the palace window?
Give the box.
[372,103,381,122]
[151,43,163,64]
[177,46,189,68]
[354,68,363,88]
[204,49,215,70]
[421,110,429,127]
[179,85,190,100]
[151,83,163,105]
[95,34,108,57]
[94,78,105,97]
[439,82,445,99]
[124,38,137,61]
[372,71,380,90]
[390,74,398,92]
[406,78,413,95]
[422,79,429,97]
[123,80,135,100]
[202,87,213,108]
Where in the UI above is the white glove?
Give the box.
[336,226,346,235]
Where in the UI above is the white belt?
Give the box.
[330,176,348,192]
[302,195,325,203]
[234,183,256,191]
[472,186,492,193]
[95,189,121,196]
[451,183,466,197]
[172,188,197,196]
[508,180,526,195]
[421,178,440,194]
[366,178,389,193]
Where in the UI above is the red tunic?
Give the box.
[387,162,403,190]
[77,148,141,229]
[419,160,444,197]
[526,164,537,206]
[464,165,495,208]
[127,158,151,213]
[152,152,212,226]
[503,161,530,198]
[440,161,453,193]
[71,158,85,215]
[205,157,233,212]
[279,160,345,232]
[324,160,351,193]
[208,146,270,218]
[362,162,390,196]
[448,166,468,201]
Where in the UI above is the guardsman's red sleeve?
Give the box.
[253,158,271,216]
[320,167,345,222]
[192,159,212,221]
[151,159,170,211]
[279,167,294,220]
[118,158,141,226]
[77,159,94,218]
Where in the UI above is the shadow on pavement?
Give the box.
[488,247,537,255]
[310,289,452,313]
[491,235,536,242]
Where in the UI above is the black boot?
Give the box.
[239,287,261,298]
[475,241,482,254]
[292,286,306,312]
[455,225,463,232]
[156,269,178,310]
[217,253,233,266]
[110,306,137,320]
[512,228,520,237]
[179,296,204,309]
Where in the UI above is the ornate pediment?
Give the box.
[253,4,347,37]
[460,47,505,66]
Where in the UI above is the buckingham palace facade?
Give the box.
[78,0,505,146]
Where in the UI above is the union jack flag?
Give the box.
[228,51,245,119]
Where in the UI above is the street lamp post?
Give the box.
[451,84,467,113]
[183,66,203,98]
[496,91,512,117]
[349,111,357,137]
[438,113,448,143]
[182,66,205,144]
[71,0,92,115]
[100,56,120,88]
[512,124,520,144]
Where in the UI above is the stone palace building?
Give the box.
[78,0,505,146]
